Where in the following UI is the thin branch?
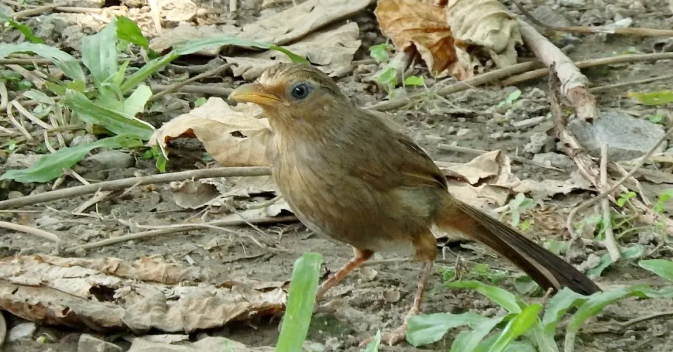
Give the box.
[150,84,233,97]
[589,73,673,93]
[600,140,620,261]
[0,167,271,210]
[0,220,61,243]
[63,216,297,253]
[149,63,232,102]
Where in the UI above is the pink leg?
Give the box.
[316,248,374,300]
[360,261,434,346]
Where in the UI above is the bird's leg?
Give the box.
[360,260,434,347]
[316,247,374,300]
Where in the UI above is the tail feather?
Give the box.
[437,199,600,295]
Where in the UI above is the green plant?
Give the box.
[500,193,535,231]
[406,269,673,352]
[497,89,522,108]
[0,16,306,183]
[368,43,425,98]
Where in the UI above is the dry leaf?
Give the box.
[375,0,457,75]
[149,98,271,167]
[225,22,361,80]
[512,171,593,200]
[128,336,275,352]
[150,0,371,55]
[169,180,222,209]
[446,0,522,68]
[0,255,286,333]
[440,150,502,185]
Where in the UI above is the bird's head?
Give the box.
[229,63,351,128]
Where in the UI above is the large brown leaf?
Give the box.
[149,98,271,167]
[0,255,286,333]
[375,0,458,76]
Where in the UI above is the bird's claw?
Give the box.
[358,322,409,347]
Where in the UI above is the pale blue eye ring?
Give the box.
[290,82,311,100]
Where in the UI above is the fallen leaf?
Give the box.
[128,336,274,352]
[225,22,361,80]
[446,0,522,69]
[169,180,222,209]
[148,98,271,167]
[0,255,286,333]
[440,150,502,185]
[512,171,594,200]
[375,0,457,75]
[150,23,240,55]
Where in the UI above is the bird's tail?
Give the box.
[435,197,601,295]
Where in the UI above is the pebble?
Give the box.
[533,152,574,169]
[8,322,37,341]
[69,134,98,147]
[523,132,554,154]
[77,334,122,352]
[81,150,135,171]
[7,191,23,199]
[456,128,470,137]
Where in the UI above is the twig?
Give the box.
[150,84,233,97]
[502,52,673,87]
[12,100,52,129]
[63,216,297,253]
[0,220,61,243]
[599,140,620,261]
[10,4,57,19]
[6,102,32,140]
[437,143,561,171]
[230,0,237,13]
[518,18,596,121]
[589,73,673,93]
[368,60,543,112]
[0,167,271,210]
[146,0,162,35]
[566,123,673,237]
[0,82,7,111]
[149,63,232,102]
[618,311,673,330]
[512,0,673,37]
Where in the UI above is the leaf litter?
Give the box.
[0,255,287,333]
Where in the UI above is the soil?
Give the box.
[1,0,673,351]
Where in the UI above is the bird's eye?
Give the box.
[289,82,311,100]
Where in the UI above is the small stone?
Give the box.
[511,115,547,129]
[81,151,135,171]
[70,134,98,147]
[74,248,87,257]
[523,132,554,154]
[78,334,122,352]
[383,288,401,303]
[196,7,208,16]
[456,128,470,137]
[490,131,505,140]
[6,153,43,169]
[325,337,341,351]
[304,341,326,352]
[533,152,574,168]
[558,0,584,6]
[568,109,667,161]
[8,322,37,341]
[7,191,23,199]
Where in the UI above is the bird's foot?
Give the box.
[358,307,419,347]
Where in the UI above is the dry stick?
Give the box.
[149,63,233,102]
[502,52,673,87]
[599,140,620,261]
[10,4,57,19]
[150,84,233,97]
[0,81,8,111]
[63,216,297,253]
[512,0,673,37]
[437,143,560,171]
[0,220,61,243]
[518,19,596,121]
[0,167,271,210]
[565,124,673,237]
[589,73,673,93]
[368,61,543,112]
[146,0,162,35]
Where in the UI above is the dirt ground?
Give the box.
[1,0,673,351]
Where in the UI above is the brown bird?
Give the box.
[229,63,600,345]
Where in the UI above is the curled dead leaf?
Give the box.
[0,255,286,333]
[149,98,271,167]
[446,0,522,69]
[375,0,457,76]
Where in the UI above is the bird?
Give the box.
[229,63,601,346]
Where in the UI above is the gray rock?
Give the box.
[665,147,673,155]
[8,322,36,341]
[78,334,122,352]
[568,109,667,161]
[7,191,23,199]
[533,152,574,169]
[81,151,135,171]
[6,153,43,169]
[523,132,555,154]
[70,134,98,147]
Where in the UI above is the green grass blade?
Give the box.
[0,135,142,183]
[406,312,489,346]
[0,14,44,43]
[115,15,149,48]
[275,252,322,352]
[0,43,85,83]
[447,281,523,313]
[81,20,119,87]
[567,286,647,333]
[487,303,543,352]
[120,36,307,94]
[363,330,381,352]
[542,288,590,334]
[62,90,154,140]
[639,259,673,282]
[450,315,507,352]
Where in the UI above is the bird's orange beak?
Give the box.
[229,83,280,106]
